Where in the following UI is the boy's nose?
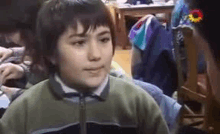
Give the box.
[88,41,101,61]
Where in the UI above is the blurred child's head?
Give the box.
[32,0,116,91]
[0,0,41,47]
[185,0,220,103]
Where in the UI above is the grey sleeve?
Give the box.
[5,47,25,63]
[10,47,25,58]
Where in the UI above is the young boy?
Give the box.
[0,0,169,133]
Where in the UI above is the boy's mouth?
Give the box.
[84,66,104,71]
[84,66,104,75]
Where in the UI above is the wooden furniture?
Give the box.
[205,82,220,134]
[112,50,132,76]
[113,4,174,49]
[172,26,209,131]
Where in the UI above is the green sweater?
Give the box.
[0,75,169,134]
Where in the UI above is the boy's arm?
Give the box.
[3,62,48,102]
[18,62,31,86]
[137,91,170,134]
[9,47,25,58]
[19,61,48,88]
[1,62,47,103]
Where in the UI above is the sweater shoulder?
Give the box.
[109,76,156,103]
[109,76,146,93]
[10,79,50,107]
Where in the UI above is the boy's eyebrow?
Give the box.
[97,31,111,36]
[68,33,86,38]
[68,30,110,38]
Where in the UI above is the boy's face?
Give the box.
[54,22,113,92]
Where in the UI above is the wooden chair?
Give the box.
[172,25,210,131]
[204,74,220,134]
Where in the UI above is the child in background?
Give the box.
[0,0,44,99]
[0,0,169,133]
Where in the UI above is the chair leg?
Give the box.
[184,105,197,122]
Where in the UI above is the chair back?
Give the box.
[181,26,198,92]
[172,25,208,130]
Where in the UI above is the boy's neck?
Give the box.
[54,73,109,96]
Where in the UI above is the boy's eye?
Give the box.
[71,40,86,46]
[100,37,110,43]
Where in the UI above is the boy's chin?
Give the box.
[83,78,105,90]
[85,81,103,89]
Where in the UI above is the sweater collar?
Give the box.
[49,73,110,101]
